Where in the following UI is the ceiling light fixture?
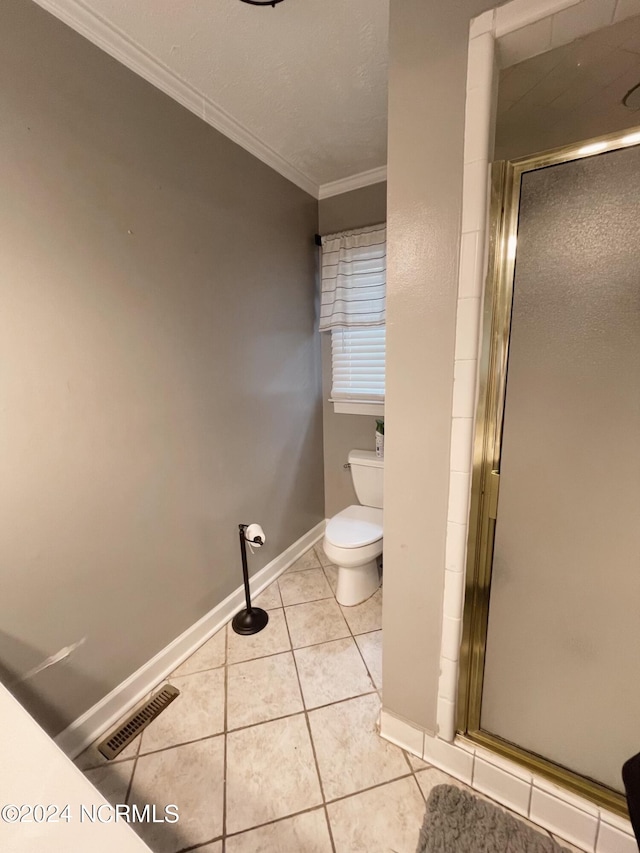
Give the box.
[239,0,284,6]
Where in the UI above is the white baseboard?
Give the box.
[380,720,636,851]
[55,520,325,759]
[380,709,425,759]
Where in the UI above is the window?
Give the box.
[319,224,386,415]
[330,326,385,414]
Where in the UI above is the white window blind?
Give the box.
[330,326,386,403]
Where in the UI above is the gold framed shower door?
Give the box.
[456,125,640,819]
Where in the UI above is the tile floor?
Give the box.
[76,544,581,853]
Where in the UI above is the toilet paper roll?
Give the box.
[245,523,266,547]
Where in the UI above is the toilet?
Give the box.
[323,449,383,607]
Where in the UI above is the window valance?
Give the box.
[318,224,386,332]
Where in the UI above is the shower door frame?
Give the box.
[457,125,640,817]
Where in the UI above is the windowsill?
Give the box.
[330,400,385,416]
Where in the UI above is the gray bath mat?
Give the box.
[416,785,571,853]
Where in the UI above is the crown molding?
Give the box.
[318,166,387,199]
[30,0,319,198]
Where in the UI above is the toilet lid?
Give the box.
[325,505,383,549]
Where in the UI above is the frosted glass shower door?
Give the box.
[480,143,640,793]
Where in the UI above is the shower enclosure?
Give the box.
[458,127,640,814]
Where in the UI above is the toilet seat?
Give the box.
[325,505,383,549]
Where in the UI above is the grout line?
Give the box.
[221,774,424,846]
[351,632,378,691]
[124,751,138,807]
[115,686,382,767]
[169,660,227,679]
[338,568,381,691]
[136,728,225,758]
[75,747,140,773]
[401,744,434,806]
[280,591,334,607]
[282,563,324,576]
[126,687,382,762]
[177,834,224,853]
[273,578,283,607]
[121,709,145,806]
[401,747,417,775]
[322,807,336,853]
[236,623,351,656]
[322,772,415,808]
[221,773,418,844]
[281,596,337,853]
[320,563,337,592]
[223,803,331,843]
[283,597,344,614]
[405,750,430,805]
[314,546,337,573]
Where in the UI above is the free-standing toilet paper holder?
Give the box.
[231,523,269,636]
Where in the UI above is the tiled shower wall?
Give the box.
[436,17,495,743]
[382,1,639,851]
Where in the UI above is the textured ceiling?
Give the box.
[496,13,640,159]
[36,0,389,193]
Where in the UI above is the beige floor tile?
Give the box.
[171,627,226,677]
[285,547,322,573]
[252,581,282,610]
[414,767,468,801]
[226,809,333,853]
[193,843,222,853]
[355,630,382,687]
[322,563,338,594]
[407,752,430,771]
[327,775,426,853]
[279,568,333,606]
[84,759,135,806]
[227,607,291,664]
[314,544,333,568]
[139,669,224,753]
[227,651,303,730]
[294,638,374,708]
[340,588,382,634]
[285,598,350,648]
[309,693,409,800]
[129,737,224,853]
[226,714,322,834]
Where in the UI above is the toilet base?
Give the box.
[336,558,381,607]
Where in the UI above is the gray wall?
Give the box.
[0,0,323,735]
[383,0,497,732]
[318,184,387,518]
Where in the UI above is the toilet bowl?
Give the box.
[324,505,383,606]
[323,450,383,607]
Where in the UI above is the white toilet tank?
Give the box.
[349,450,384,508]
